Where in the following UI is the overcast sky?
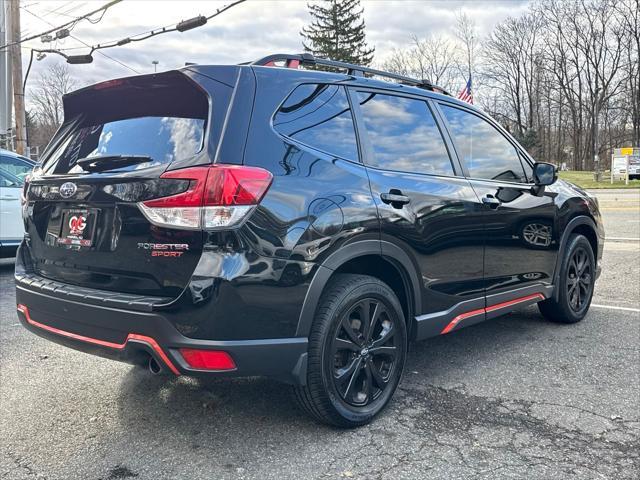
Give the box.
[18,0,529,89]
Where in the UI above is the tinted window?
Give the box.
[274,84,358,161]
[356,92,453,176]
[44,116,205,175]
[441,105,526,182]
[0,155,33,181]
[519,152,534,181]
[0,169,23,188]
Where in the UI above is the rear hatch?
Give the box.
[24,69,232,298]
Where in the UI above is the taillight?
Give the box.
[138,165,272,230]
[179,348,236,370]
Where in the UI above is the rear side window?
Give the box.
[440,104,527,183]
[355,92,453,176]
[273,84,358,161]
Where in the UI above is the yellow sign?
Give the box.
[621,147,633,155]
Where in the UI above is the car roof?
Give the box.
[0,148,34,163]
[244,64,479,111]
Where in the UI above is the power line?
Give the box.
[0,0,122,50]
[79,0,246,56]
[36,1,76,19]
[21,5,140,74]
[17,0,246,77]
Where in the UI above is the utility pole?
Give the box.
[0,0,13,144]
[8,0,26,155]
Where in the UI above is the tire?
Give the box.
[538,234,595,323]
[294,274,407,427]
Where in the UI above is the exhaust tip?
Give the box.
[148,356,163,375]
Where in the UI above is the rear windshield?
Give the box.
[42,71,208,175]
[44,116,205,174]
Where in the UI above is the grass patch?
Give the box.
[558,171,640,189]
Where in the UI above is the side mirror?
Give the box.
[532,162,557,186]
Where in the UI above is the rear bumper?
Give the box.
[15,280,309,384]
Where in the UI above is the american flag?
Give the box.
[457,78,473,104]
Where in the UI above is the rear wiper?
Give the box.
[76,155,154,172]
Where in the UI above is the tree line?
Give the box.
[380,0,639,170]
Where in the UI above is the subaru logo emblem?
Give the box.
[59,182,77,199]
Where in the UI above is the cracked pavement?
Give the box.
[1,190,639,479]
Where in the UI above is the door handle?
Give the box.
[482,195,501,209]
[0,196,19,201]
[380,190,410,208]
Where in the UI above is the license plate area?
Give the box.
[57,208,98,247]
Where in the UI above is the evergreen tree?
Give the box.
[301,0,375,66]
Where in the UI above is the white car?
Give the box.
[0,149,35,257]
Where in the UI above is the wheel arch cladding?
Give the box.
[553,215,599,299]
[295,240,421,338]
[571,223,598,264]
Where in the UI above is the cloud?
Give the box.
[20,0,529,94]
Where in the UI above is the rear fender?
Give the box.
[295,240,421,337]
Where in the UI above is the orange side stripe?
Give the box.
[440,293,546,335]
[17,304,181,375]
[485,293,546,313]
[440,307,484,335]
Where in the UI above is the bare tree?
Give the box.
[454,11,477,82]
[482,13,544,137]
[29,62,77,144]
[381,35,460,92]
[615,0,640,146]
[534,0,627,169]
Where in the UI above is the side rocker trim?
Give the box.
[441,293,545,335]
[415,283,554,339]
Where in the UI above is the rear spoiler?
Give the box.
[62,70,209,124]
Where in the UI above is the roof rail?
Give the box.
[251,53,451,96]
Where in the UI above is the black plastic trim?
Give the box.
[414,283,554,339]
[16,282,309,384]
[295,240,422,337]
[15,271,170,313]
[414,296,486,339]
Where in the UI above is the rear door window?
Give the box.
[273,84,359,161]
[355,91,454,176]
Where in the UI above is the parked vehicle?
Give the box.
[15,54,604,427]
[1,149,35,257]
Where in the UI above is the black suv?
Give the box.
[16,54,604,427]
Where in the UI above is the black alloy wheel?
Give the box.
[566,246,593,313]
[331,298,402,407]
[294,274,407,427]
[538,234,595,323]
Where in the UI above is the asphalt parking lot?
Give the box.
[1,190,638,480]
